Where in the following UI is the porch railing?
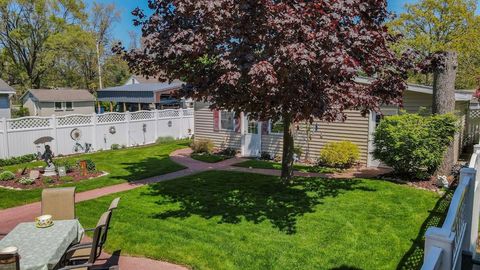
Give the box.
[421,145,480,270]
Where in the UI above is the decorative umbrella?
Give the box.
[34,136,54,145]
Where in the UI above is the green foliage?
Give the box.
[77,159,96,172]
[0,171,15,181]
[217,147,237,157]
[190,139,214,154]
[0,154,36,167]
[389,0,480,89]
[191,153,230,163]
[111,144,120,150]
[42,177,55,184]
[18,177,34,185]
[156,136,176,144]
[60,176,74,182]
[11,107,29,118]
[373,113,458,179]
[53,159,74,172]
[318,141,360,169]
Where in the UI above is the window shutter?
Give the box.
[262,121,270,135]
[235,115,241,133]
[213,110,220,132]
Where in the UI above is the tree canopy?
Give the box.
[389,0,480,89]
[118,0,412,179]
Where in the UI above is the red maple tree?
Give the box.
[116,0,412,180]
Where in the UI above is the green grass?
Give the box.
[191,153,231,163]
[77,170,440,270]
[0,141,189,209]
[234,159,337,174]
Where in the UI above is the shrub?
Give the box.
[18,177,34,185]
[373,113,458,179]
[121,144,127,149]
[318,141,360,169]
[111,144,120,150]
[0,154,37,167]
[0,171,15,181]
[77,159,96,172]
[43,177,55,184]
[60,176,74,182]
[217,147,237,157]
[191,139,214,154]
[156,136,176,144]
[261,152,273,161]
[54,159,75,173]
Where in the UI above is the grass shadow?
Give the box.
[396,189,454,270]
[112,156,186,182]
[142,172,376,234]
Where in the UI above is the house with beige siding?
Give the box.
[194,79,473,168]
[21,89,95,117]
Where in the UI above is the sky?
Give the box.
[82,0,451,48]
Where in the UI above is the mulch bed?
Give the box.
[378,172,458,193]
[0,168,104,190]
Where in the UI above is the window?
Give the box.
[220,111,235,131]
[54,102,63,111]
[270,119,284,134]
[65,102,73,110]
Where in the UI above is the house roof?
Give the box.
[100,81,184,93]
[23,89,95,102]
[0,79,15,94]
[355,77,473,102]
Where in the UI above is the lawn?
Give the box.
[77,170,441,270]
[191,153,231,163]
[0,140,189,209]
[234,159,337,174]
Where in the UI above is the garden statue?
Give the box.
[41,145,56,176]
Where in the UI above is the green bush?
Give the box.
[191,139,214,154]
[318,141,360,169]
[217,147,237,157]
[373,113,458,179]
[0,154,37,167]
[54,159,74,173]
[111,144,120,150]
[42,177,55,184]
[59,176,74,182]
[18,177,34,185]
[156,136,176,144]
[0,171,15,181]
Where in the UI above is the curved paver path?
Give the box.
[0,148,388,269]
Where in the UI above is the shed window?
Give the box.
[65,102,73,110]
[55,102,63,110]
[220,111,235,131]
[270,119,284,134]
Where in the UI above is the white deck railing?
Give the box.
[421,145,480,270]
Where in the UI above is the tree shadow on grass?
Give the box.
[396,189,453,270]
[142,172,376,234]
[113,156,184,182]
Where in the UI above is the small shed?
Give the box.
[21,89,95,116]
[0,79,15,119]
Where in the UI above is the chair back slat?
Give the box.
[41,187,76,220]
[0,252,20,270]
[108,198,120,211]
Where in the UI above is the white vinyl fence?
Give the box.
[421,145,480,270]
[0,109,194,159]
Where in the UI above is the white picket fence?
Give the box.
[0,109,194,159]
[422,145,480,270]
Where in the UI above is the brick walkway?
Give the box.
[0,148,388,269]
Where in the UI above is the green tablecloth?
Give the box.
[0,220,84,270]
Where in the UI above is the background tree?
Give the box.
[117,0,412,180]
[389,0,480,89]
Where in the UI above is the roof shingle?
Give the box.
[27,89,95,102]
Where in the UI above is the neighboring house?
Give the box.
[21,89,95,117]
[0,79,15,119]
[98,75,190,112]
[194,79,473,167]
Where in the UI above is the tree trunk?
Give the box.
[433,51,457,177]
[96,42,103,90]
[281,113,295,181]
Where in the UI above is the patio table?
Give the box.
[0,220,84,270]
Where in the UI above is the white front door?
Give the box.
[242,117,262,157]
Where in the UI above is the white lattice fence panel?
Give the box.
[8,117,51,130]
[58,115,93,127]
[131,111,155,121]
[470,110,480,119]
[158,109,180,119]
[183,109,194,117]
[97,113,126,124]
